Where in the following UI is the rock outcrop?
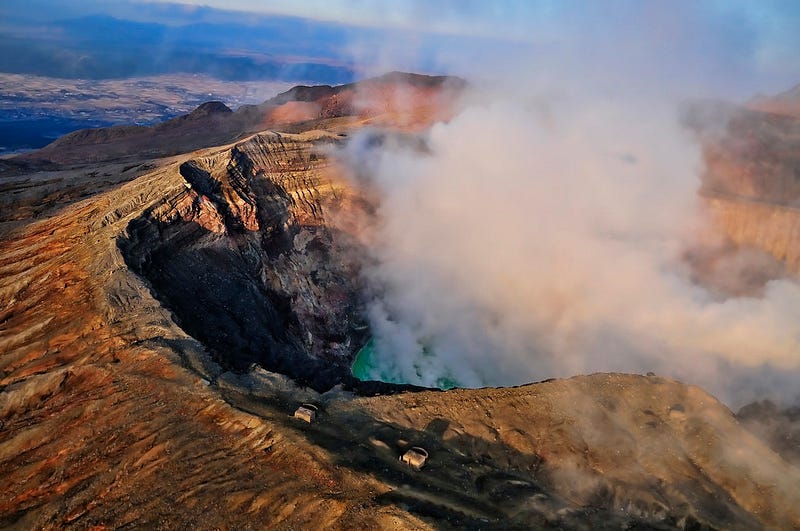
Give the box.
[119,131,370,390]
[705,194,800,273]
[687,100,800,273]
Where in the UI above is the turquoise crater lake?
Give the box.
[350,338,460,390]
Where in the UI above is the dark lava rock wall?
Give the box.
[119,132,370,390]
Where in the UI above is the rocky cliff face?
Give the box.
[688,101,800,273]
[118,131,370,390]
[688,102,800,204]
[705,194,800,273]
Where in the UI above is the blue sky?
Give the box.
[1,0,799,99]
[137,1,796,43]
[127,0,800,98]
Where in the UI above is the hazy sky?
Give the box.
[131,0,800,98]
[2,0,799,97]
[138,0,797,40]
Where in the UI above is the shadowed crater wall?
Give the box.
[118,132,371,391]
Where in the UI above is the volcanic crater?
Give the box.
[1,73,800,529]
[117,131,370,391]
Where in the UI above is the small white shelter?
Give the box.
[294,403,318,423]
[400,446,429,470]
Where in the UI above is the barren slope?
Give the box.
[0,129,431,529]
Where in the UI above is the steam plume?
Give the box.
[335,1,800,407]
[338,93,800,407]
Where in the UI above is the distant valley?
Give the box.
[0,73,293,155]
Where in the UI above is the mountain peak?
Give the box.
[186,101,233,119]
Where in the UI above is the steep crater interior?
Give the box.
[118,132,391,392]
[115,111,800,401]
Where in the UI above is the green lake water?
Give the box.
[351,338,459,389]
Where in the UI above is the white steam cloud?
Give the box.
[339,93,800,407]
[330,0,800,407]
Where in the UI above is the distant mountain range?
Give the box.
[12,72,466,166]
[0,13,357,82]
